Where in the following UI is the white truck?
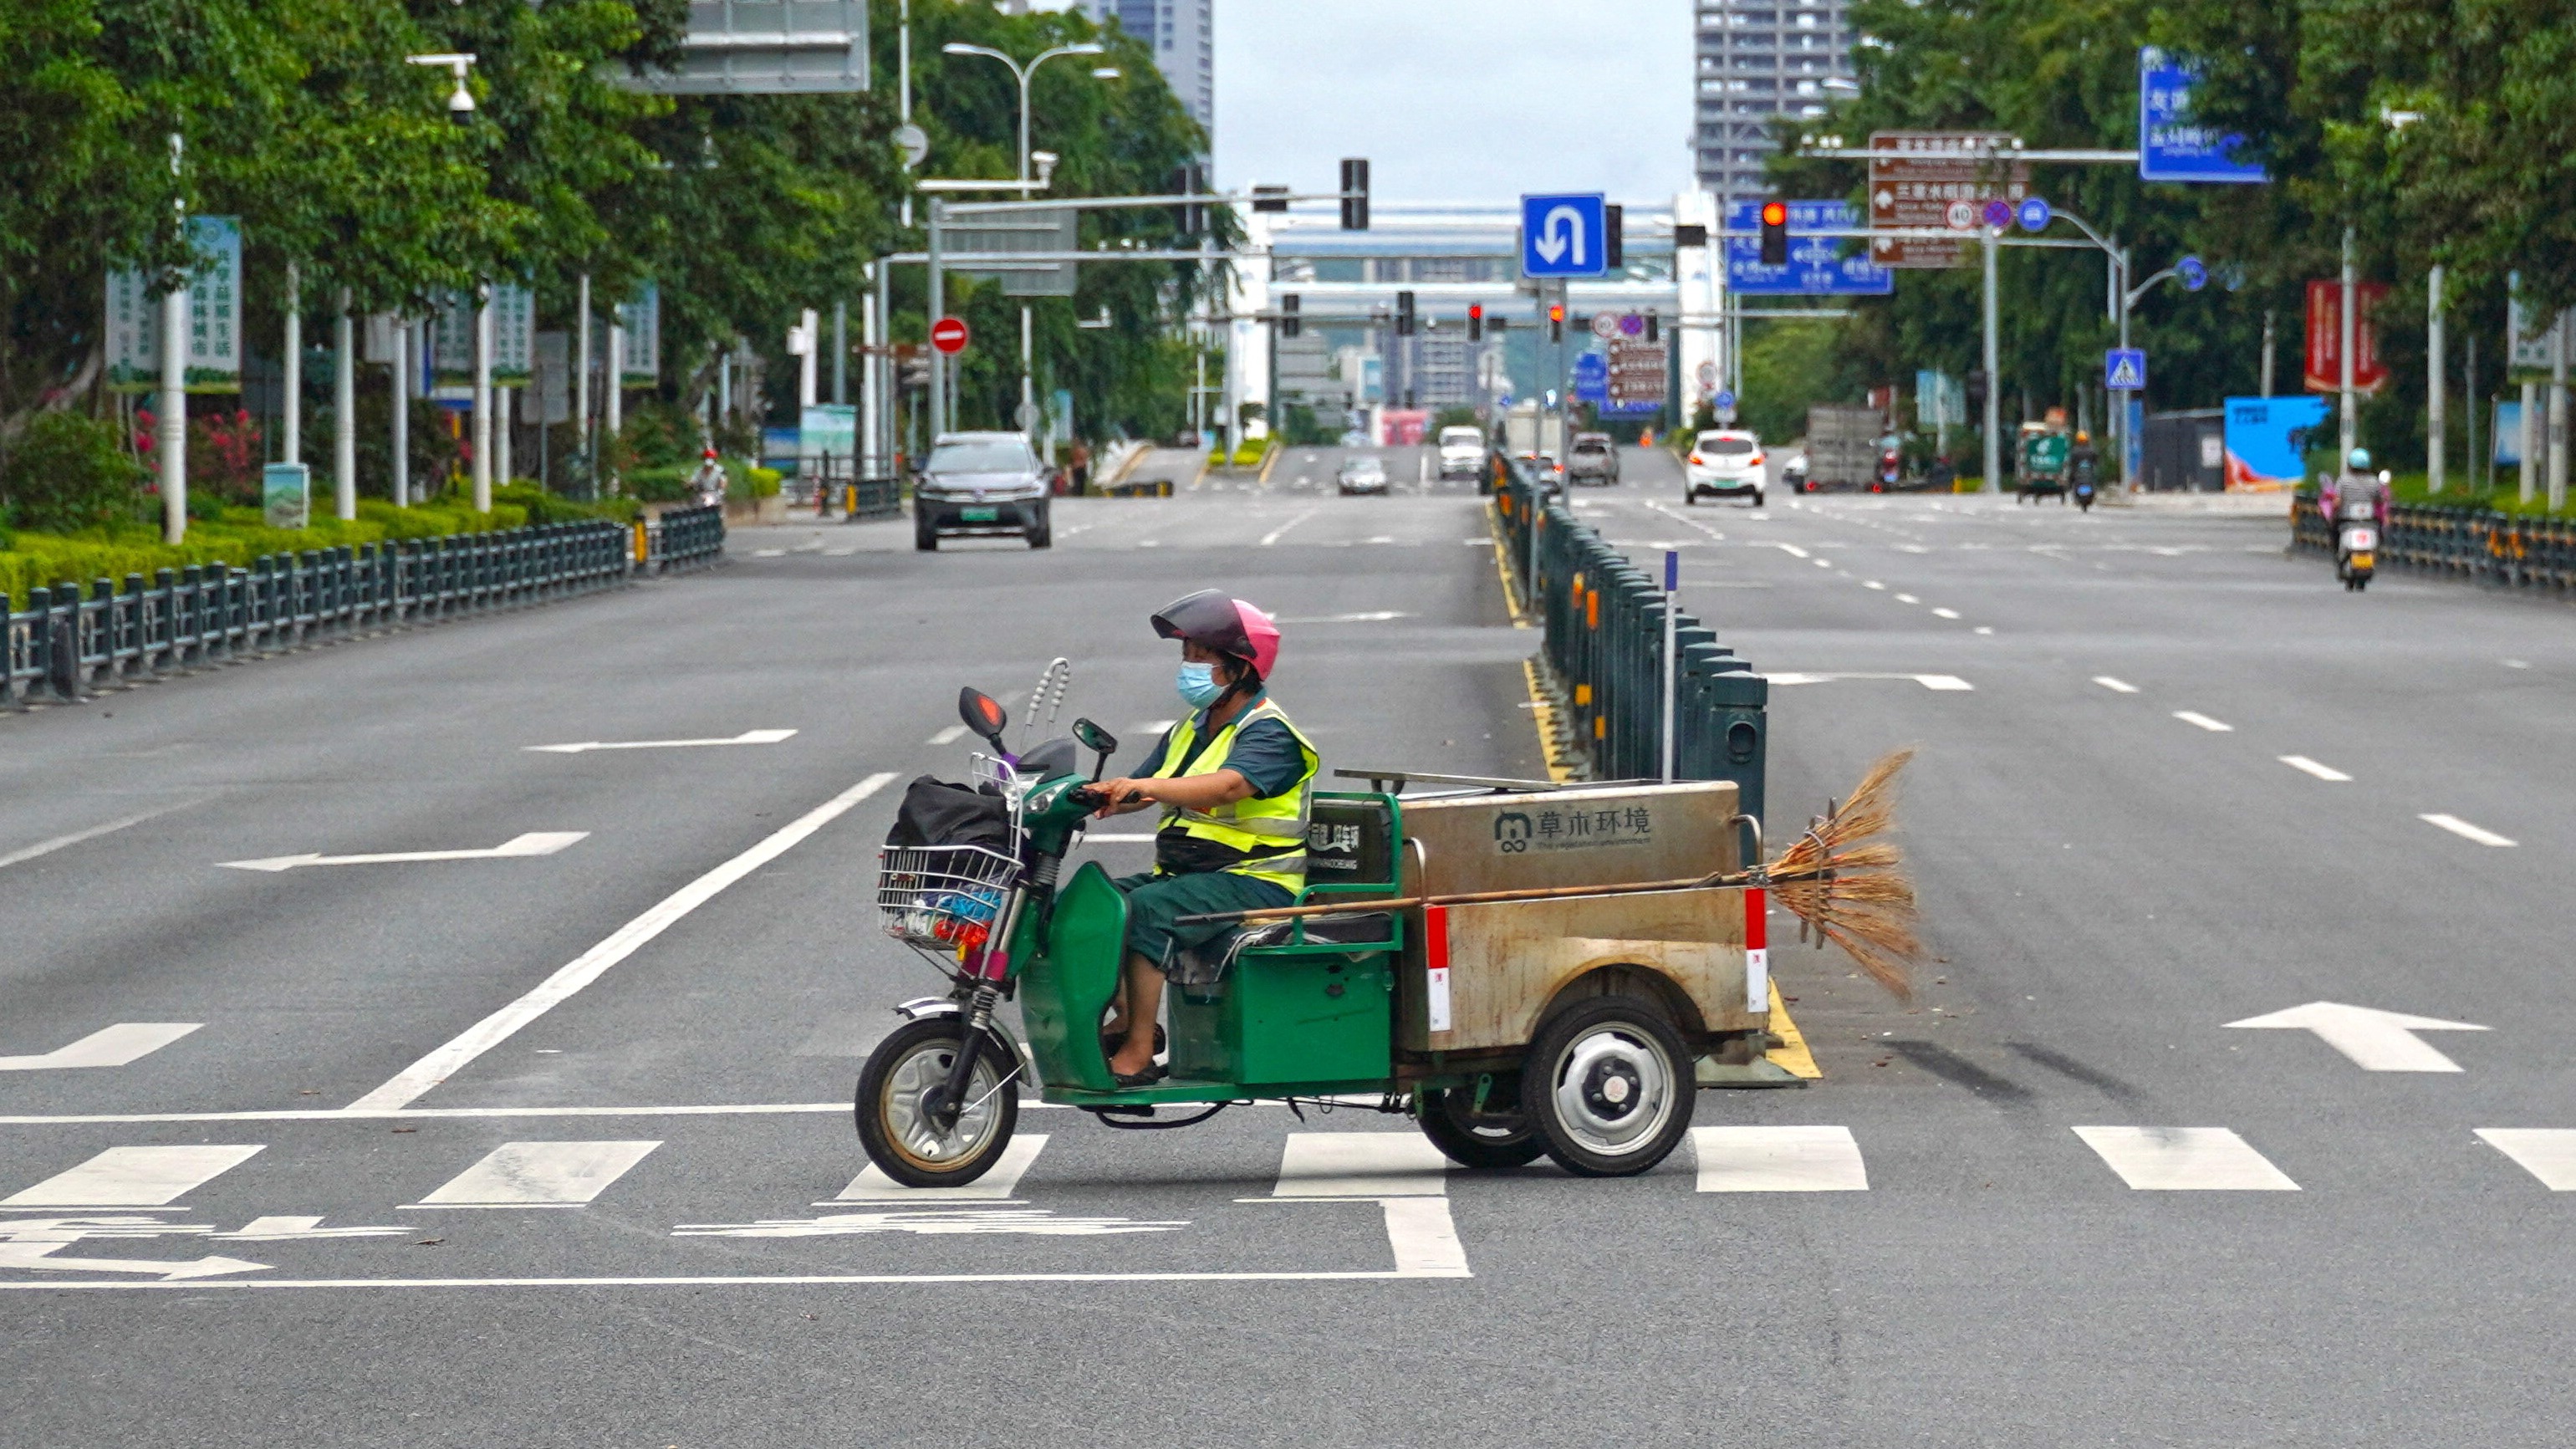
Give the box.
[1803,405,1883,492]
[1436,426,1487,479]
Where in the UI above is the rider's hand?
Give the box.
[1092,778,1155,817]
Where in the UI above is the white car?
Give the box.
[1436,426,1485,479]
[1684,429,1766,507]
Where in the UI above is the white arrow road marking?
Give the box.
[0,1243,268,1280]
[0,1023,200,1071]
[0,1215,278,1278]
[1692,1125,1868,1191]
[213,1217,412,1242]
[347,773,898,1112]
[2074,1126,2299,1191]
[2224,1001,2491,1072]
[2420,814,2516,847]
[1767,672,1973,691]
[2278,755,2353,782]
[2475,1130,2576,1191]
[2172,711,2233,732]
[220,832,587,872]
[3,1145,264,1207]
[525,729,796,754]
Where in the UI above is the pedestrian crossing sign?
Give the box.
[2105,347,2147,391]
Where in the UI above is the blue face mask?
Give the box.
[1176,661,1227,708]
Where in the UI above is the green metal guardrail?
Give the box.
[6,507,724,710]
[2292,492,2576,588]
[1492,453,1768,820]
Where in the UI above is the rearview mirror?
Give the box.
[1072,717,1119,781]
[959,687,1009,751]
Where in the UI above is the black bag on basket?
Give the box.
[885,774,1013,850]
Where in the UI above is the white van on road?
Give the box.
[1436,426,1486,479]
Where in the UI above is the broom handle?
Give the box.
[1173,870,1758,929]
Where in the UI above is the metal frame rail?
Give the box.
[2290,493,2576,589]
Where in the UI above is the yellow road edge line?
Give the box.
[1519,658,1579,785]
[1764,979,1822,1079]
[1485,498,1533,627]
[1257,441,1282,485]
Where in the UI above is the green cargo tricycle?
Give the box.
[857,684,1788,1187]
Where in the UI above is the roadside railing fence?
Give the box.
[1492,455,1769,821]
[2292,493,2576,589]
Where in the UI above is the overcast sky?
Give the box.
[1207,1,1696,207]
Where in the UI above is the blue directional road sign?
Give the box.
[1714,389,1737,411]
[2139,48,2267,182]
[2105,348,2148,392]
[1521,193,1608,278]
[2017,196,2053,232]
[1725,201,1893,296]
[1573,350,1609,403]
[2178,255,2208,292]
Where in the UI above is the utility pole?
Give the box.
[391,317,410,506]
[575,273,592,497]
[832,298,847,406]
[159,133,189,544]
[334,289,357,519]
[283,261,302,469]
[2427,265,2446,494]
[1981,226,2001,492]
[2260,309,2275,398]
[605,312,625,494]
[926,197,946,436]
[2552,308,2568,512]
[472,283,493,513]
[2338,227,2356,463]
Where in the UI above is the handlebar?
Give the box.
[1067,786,1108,810]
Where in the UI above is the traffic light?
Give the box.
[1339,157,1370,231]
[1279,295,1300,339]
[1171,162,1207,234]
[1673,223,1709,249]
[1604,204,1624,269]
[1251,184,1289,214]
[1759,198,1789,267]
[1645,311,1660,343]
[1395,290,1416,337]
[1965,369,1990,416]
[1488,315,1508,336]
[1467,303,1483,341]
[1548,302,1565,342]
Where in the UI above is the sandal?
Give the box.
[1111,1063,1168,1089]
[1100,1024,1166,1059]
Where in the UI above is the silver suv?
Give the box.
[914,431,1051,550]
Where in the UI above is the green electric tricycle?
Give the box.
[855,682,1783,1188]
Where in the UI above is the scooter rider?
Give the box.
[1090,590,1319,1084]
[689,447,728,508]
[2321,447,2390,528]
[2068,431,2099,490]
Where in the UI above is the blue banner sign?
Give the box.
[2140,48,2267,183]
[1725,201,1893,296]
[1573,350,1609,404]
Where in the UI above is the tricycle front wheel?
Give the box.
[1416,1086,1545,1170]
[855,1017,1021,1189]
[1520,996,1695,1177]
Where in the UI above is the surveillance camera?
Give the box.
[447,80,476,124]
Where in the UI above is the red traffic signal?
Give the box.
[1759,199,1789,266]
[1467,302,1484,341]
[1547,302,1565,341]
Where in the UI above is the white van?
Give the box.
[1436,426,1486,478]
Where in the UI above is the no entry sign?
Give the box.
[930,317,970,355]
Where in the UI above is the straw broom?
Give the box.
[1170,749,1921,1002]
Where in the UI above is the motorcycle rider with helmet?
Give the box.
[1089,590,1319,1084]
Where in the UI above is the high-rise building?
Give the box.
[1694,2,1857,204]
[1079,0,1213,142]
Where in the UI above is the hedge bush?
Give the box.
[3,413,145,533]
[0,498,535,610]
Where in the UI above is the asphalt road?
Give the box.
[4,482,2573,1445]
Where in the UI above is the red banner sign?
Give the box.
[2304,279,2388,395]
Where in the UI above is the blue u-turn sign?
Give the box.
[1520,194,1607,278]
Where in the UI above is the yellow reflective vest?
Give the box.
[1149,696,1319,893]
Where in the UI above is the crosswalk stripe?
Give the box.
[1691,1125,1867,1191]
[834,1135,1048,1202]
[1273,1133,1450,1197]
[2073,1126,2298,1191]
[410,1141,661,1207]
[3,1144,263,1206]
[2475,1129,2576,1190]
[0,1023,201,1071]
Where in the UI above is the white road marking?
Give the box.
[2073,1126,2299,1191]
[1081,833,1157,842]
[0,1267,1456,1292]
[0,1023,201,1072]
[2171,711,2232,732]
[2476,1130,2576,1190]
[0,1221,268,1281]
[527,729,796,754]
[824,546,857,557]
[346,773,899,1112]
[1774,543,1810,559]
[927,723,971,745]
[3,1145,264,1207]
[410,1141,662,1207]
[220,831,588,872]
[2225,1001,2489,1073]
[1766,672,1972,691]
[1257,509,1318,546]
[1273,1133,1450,1196]
[753,548,785,558]
[2092,676,2140,693]
[1973,626,1993,635]
[834,1135,1048,1202]
[2420,814,2515,847]
[2502,659,2530,670]
[2278,755,2352,782]
[1893,593,1919,605]
[676,1207,1184,1237]
[0,799,206,872]
[1133,719,1176,735]
[1274,611,1408,624]
[1812,557,1833,568]
[1862,580,1884,589]
[1375,1199,1470,1275]
[216,1217,412,1242]
[1931,607,1960,620]
[1691,1125,1867,1191]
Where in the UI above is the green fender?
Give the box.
[1019,860,1126,1093]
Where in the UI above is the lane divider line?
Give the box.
[2278,755,2353,782]
[2092,676,2140,694]
[2420,814,2516,847]
[2172,711,2233,732]
[344,773,900,1113]
[0,798,210,873]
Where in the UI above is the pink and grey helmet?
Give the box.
[1151,589,1281,681]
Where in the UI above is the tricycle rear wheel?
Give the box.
[1416,1086,1544,1170]
[1520,995,1695,1177]
[855,1017,1021,1189]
